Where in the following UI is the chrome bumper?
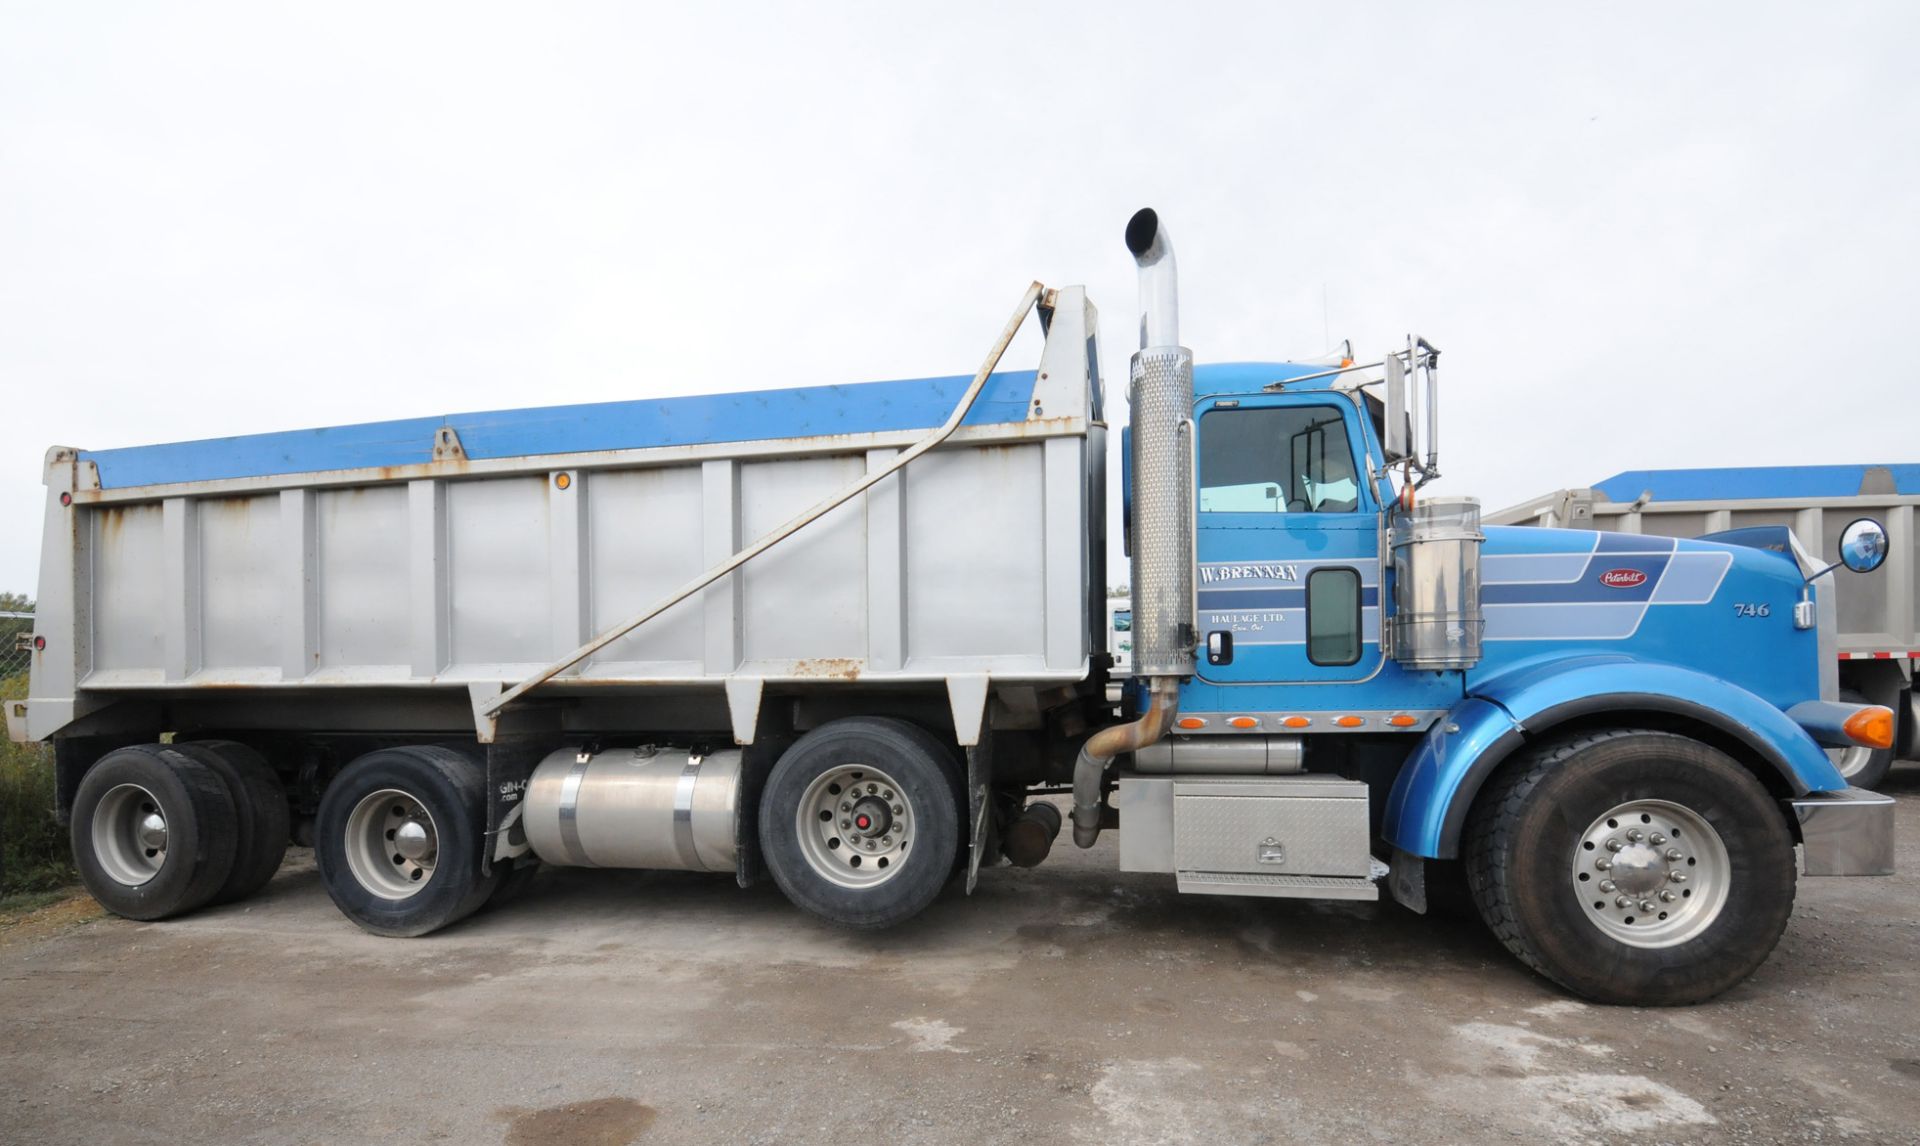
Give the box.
[1790,788,1895,876]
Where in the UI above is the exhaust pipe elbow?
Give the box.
[1126,207,1179,350]
[1071,679,1179,848]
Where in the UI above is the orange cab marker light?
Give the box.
[1176,716,1208,730]
[1281,715,1311,729]
[1387,714,1419,728]
[1843,705,1894,750]
[1227,716,1260,730]
[1334,715,1365,728]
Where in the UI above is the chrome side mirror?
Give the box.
[1839,517,1889,574]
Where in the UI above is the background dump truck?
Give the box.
[6,211,1898,1006]
[1491,466,1919,788]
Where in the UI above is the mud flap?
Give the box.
[734,703,794,890]
[965,711,994,894]
[482,738,548,875]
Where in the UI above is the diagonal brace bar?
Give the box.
[481,281,1047,718]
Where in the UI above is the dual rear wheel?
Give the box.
[71,742,290,921]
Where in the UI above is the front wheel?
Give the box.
[1465,728,1796,1006]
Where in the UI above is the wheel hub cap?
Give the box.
[1609,843,1666,895]
[1573,799,1729,949]
[392,818,434,861]
[795,764,916,890]
[136,811,169,851]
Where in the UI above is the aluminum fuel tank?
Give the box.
[523,745,740,872]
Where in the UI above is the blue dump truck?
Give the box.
[8,210,1897,1005]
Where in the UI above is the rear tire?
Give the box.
[1832,689,1894,789]
[174,740,290,905]
[759,717,961,930]
[70,745,239,921]
[315,746,494,937]
[1465,728,1796,1006]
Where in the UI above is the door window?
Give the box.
[1199,406,1360,513]
[1306,567,1362,665]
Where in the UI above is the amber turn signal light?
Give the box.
[1843,705,1895,750]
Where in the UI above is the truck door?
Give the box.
[1193,395,1383,685]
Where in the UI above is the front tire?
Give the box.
[315,746,495,937]
[1465,728,1796,1006]
[759,718,961,930]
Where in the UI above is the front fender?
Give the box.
[1383,655,1846,860]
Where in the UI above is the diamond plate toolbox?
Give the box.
[1171,776,1371,878]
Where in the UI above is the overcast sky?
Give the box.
[3,2,1916,595]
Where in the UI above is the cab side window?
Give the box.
[1198,405,1360,513]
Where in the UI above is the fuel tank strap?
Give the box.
[672,756,704,869]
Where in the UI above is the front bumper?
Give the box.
[1790,788,1895,876]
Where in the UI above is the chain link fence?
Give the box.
[1,604,68,899]
[1,609,31,684]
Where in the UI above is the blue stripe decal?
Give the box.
[80,371,1040,489]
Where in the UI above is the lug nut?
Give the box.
[840,819,851,829]
[1659,890,1677,903]
[892,804,903,815]
[1599,880,1617,894]
[1649,833,1666,846]
[1595,857,1613,871]
[1664,848,1683,862]
[1606,839,1624,852]
[1625,828,1644,843]
[1668,872,1688,884]
[1615,895,1634,909]
[1639,900,1655,913]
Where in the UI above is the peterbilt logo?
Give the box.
[1599,568,1648,588]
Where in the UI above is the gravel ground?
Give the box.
[2,772,1916,1145]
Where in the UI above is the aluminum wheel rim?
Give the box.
[1572,798,1730,949]
[91,783,169,886]
[795,763,916,889]
[344,789,439,900]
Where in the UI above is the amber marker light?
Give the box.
[1334,715,1365,728]
[1387,714,1419,728]
[1281,716,1311,728]
[1843,705,1895,749]
[1227,716,1259,729]
[554,472,573,490]
[1176,717,1208,730]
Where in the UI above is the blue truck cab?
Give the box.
[1102,207,1893,1005]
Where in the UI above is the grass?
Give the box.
[1,671,74,899]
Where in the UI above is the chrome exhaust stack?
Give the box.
[1072,209,1196,848]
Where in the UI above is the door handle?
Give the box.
[1206,630,1233,666]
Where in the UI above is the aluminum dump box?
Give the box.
[18,290,1107,747]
